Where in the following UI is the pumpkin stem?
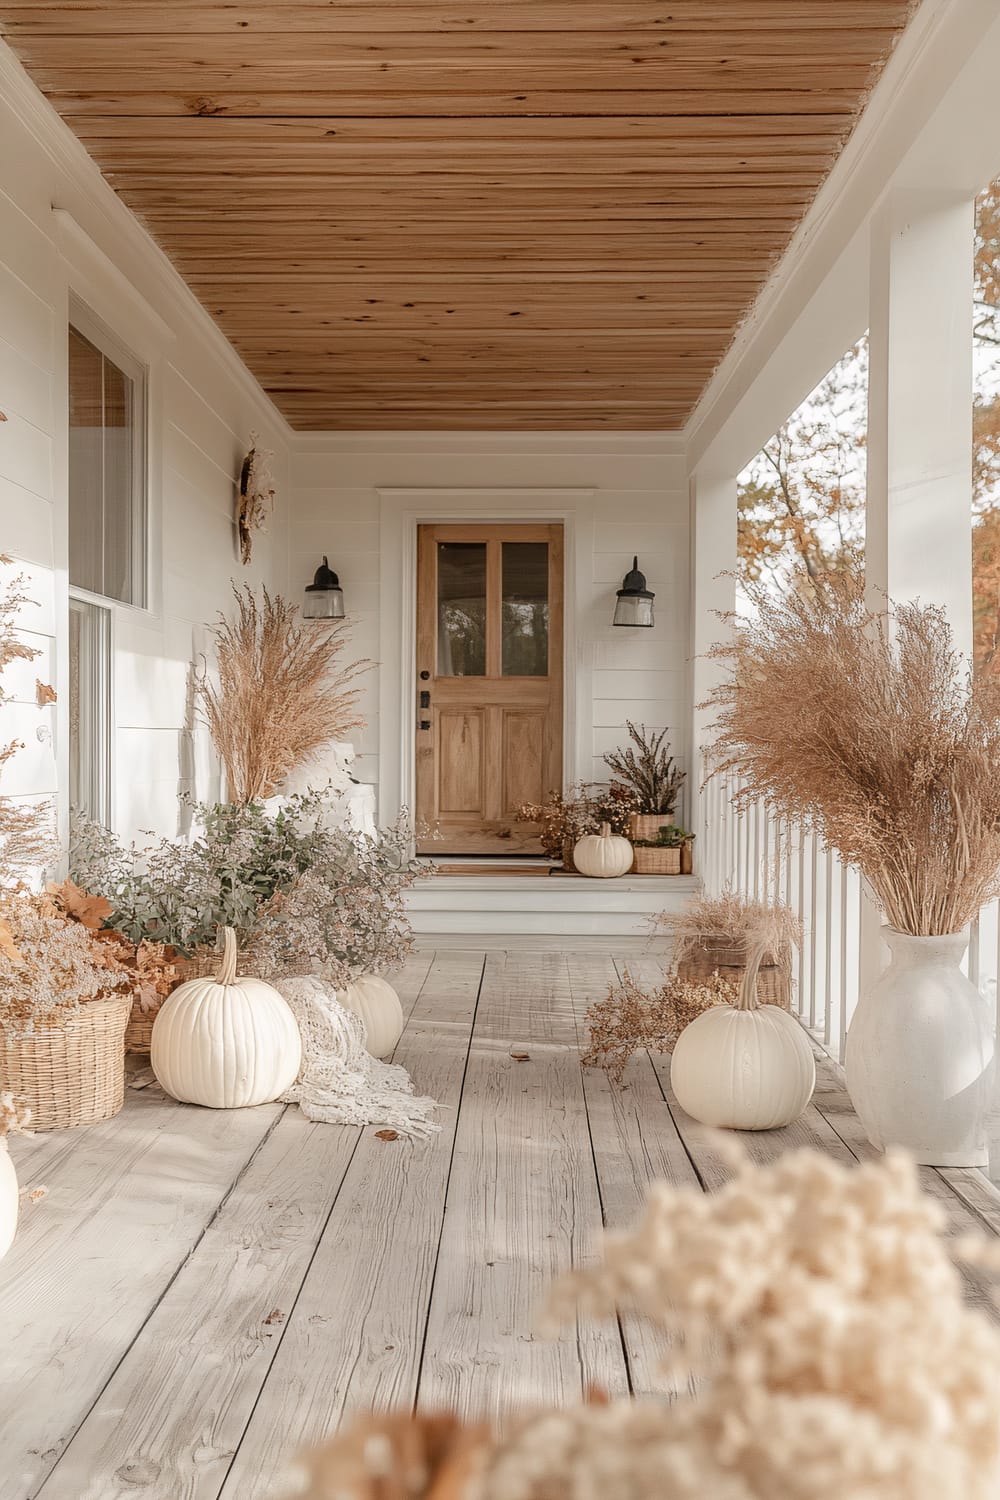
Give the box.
[736,937,767,1010]
[599,821,611,837]
[216,927,239,986]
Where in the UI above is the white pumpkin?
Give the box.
[151,928,302,1109]
[0,1139,18,1263]
[336,975,404,1059]
[670,1001,815,1131]
[574,822,633,879]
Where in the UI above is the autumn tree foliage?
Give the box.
[738,178,1000,673]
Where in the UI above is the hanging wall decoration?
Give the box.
[236,435,276,566]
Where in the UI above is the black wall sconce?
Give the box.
[613,556,655,628]
[303,556,345,619]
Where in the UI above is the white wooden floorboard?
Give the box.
[566,952,699,1397]
[416,949,629,1423]
[24,952,438,1500]
[0,1093,282,1500]
[218,950,486,1500]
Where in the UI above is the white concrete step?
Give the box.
[406,872,698,937]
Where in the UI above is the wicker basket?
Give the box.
[124,1009,156,1053]
[0,990,132,1131]
[630,812,674,842]
[676,941,791,1009]
[125,946,224,1052]
[633,845,682,875]
[562,838,578,873]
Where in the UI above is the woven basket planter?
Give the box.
[630,812,675,842]
[124,1009,156,1053]
[633,845,682,875]
[676,942,792,1010]
[562,839,577,873]
[0,990,131,1131]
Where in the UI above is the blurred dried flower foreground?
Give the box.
[293,1146,1000,1500]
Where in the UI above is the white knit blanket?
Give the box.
[277,975,440,1138]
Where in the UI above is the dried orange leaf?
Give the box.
[0,919,24,967]
[374,1128,400,1141]
[35,680,57,706]
[510,1051,531,1062]
[263,1307,285,1326]
[46,878,113,931]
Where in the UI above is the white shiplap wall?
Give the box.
[0,49,290,844]
[290,435,690,821]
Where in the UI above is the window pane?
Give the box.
[69,597,111,825]
[68,320,143,606]
[502,541,549,676]
[68,328,105,596]
[437,542,487,676]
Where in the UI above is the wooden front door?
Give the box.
[415,523,563,855]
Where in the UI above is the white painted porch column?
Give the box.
[865,189,974,644]
[861,187,975,985]
[689,470,738,893]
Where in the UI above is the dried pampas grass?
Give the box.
[199,585,370,805]
[704,576,1000,935]
[655,889,801,1005]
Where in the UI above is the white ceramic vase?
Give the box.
[845,928,995,1167]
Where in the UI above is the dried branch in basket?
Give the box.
[198,585,370,805]
[704,575,1000,935]
[654,889,801,1005]
[603,721,686,816]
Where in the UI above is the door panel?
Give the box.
[416,523,563,855]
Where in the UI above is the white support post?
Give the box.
[861,186,975,993]
[689,470,738,893]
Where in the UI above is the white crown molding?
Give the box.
[684,0,974,472]
[52,207,177,352]
[295,430,687,456]
[0,39,294,443]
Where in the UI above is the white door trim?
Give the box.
[374,487,595,821]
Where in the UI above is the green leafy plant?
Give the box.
[603,722,686,817]
[69,792,423,986]
[632,824,695,849]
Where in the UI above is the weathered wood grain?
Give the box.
[217,950,486,1500]
[416,949,629,1421]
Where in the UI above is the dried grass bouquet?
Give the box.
[199,585,370,805]
[705,576,1000,935]
[295,1147,1000,1500]
[656,889,801,1002]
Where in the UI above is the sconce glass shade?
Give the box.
[613,555,655,628]
[303,555,345,619]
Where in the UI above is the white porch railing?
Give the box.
[701,772,1000,1063]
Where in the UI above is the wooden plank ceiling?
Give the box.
[1,2,917,431]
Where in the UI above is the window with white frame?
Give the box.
[67,303,147,824]
[68,303,147,608]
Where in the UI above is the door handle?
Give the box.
[419,690,430,709]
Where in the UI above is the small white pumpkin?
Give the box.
[574,822,633,879]
[336,974,404,1059]
[151,928,302,1109]
[670,994,815,1131]
[0,1137,18,1263]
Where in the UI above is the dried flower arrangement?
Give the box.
[582,969,734,1083]
[0,556,56,882]
[199,585,370,806]
[603,722,686,817]
[704,577,1000,935]
[0,887,128,1036]
[518,782,634,859]
[70,793,421,992]
[46,879,178,1018]
[295,1146,1000,1500]
[236,435,275,566]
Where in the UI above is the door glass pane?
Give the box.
[502,542,549,676]
[437,542,487,676]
